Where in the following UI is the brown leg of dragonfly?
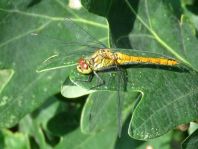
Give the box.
[76,73,94,82]
[89,71,105,90]
[76,71,105,89]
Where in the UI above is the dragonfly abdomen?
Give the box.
[116,53,178,66]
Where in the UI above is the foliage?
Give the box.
[0,0,198,148]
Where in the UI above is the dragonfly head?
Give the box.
[77,58,92,74]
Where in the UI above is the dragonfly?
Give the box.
[35,18,179,137]
[77,48,178,75]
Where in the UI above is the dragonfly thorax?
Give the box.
[77,58,93,74]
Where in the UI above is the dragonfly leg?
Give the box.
[76,73,94,82]
[89,71,105,90]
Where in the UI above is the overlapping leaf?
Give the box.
[75,0,198,140]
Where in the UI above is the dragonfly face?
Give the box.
[77,58,93,74]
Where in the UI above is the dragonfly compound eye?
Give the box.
[77,58,92,74]
[78,58,85,65]
[78,58,88,70]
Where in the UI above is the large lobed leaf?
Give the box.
[76,0,198,140]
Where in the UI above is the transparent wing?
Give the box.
[31,17,108,72]
[36,45,96,72]
[64,18,107,48]
[112,48,178,60]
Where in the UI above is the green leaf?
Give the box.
[125,0,198,70]
[0,69,14,94]
[135,131,173,149]
[1,0,198,145]
[81,0,111,17]
[0,0,108,128]
[55,127,117,149]
[19,94,85,148]
[20,115,52,149]
[123,0,198,139]
[61,77,95,98]
[19,96,61,149]
[182,129,198,149]
[80,91,139,135]
[188,122,198,134]
[70,0,198,140]
[82,0,137,48]
[0,129,30,149]
[128,68,198,139]
[182,0,198,31]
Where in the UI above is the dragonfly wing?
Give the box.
[36,46,98,73]
[112,48,177,59]
[33,17,109,72]
[36,52,76,72]
[64,18,108,48]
